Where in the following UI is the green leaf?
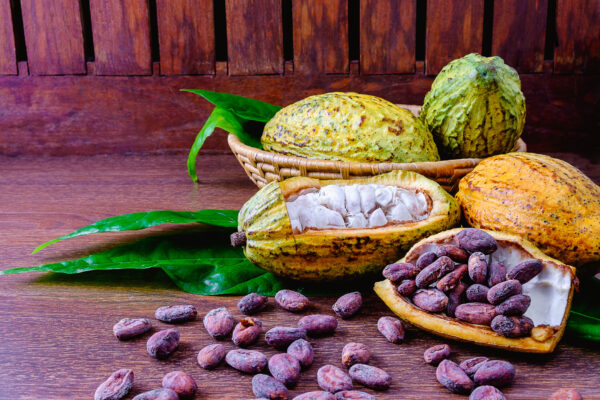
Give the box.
[32,209,239,254]
[182,89,281,122]
[566,272,600,341]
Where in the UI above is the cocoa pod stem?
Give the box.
[230,231,247,247]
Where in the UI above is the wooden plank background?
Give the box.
[0,0,17,75]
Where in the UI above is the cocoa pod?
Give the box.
[317,365,353,393]
[412,289,449,313]
[348,364,391,391]
[415,256,456,288]
[459,357,489,377]
[436,359,474,394]
[269,353,301,387]
[203,307,235,339]
[266,327,308,348]
[495,294,531,316]
[238,293,269,315]
[147,329,180,359]
[161,371,197,399]
[155,305,197,323]
[466,284,489,303]
[382,262,420,282]
[468,252,488,284]
[491,315,534,338]
[548,388,584,400]
[252,374,289,399]
[436,244,470,263]
[487,280,522,305]
[197,343,226,369]
[298,314,338,337]
[423,344,451,365]
[377,316,405,344]
[473,360,515,387]
[293,392,336,400]
[113,318,152,340]
[275,289,310,312]
[488,261,507,287]
[132,388,179,400]
[332,292,362,319]
[507,259,543,284]
[437,264,468,292]
[335,391,376,400]
[447,281,468,318]
[341,342,370,368]
[469,385,506,400]
[455,228,497,254]
[396,279,417,296]
[416,251,438,269]
[287,339,314,369]
[232,317,263,347]
[455,303,497,325]
[225,349,268,373]
[94,369,134,400]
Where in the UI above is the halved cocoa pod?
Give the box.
[374,228,577,353]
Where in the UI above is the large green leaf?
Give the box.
[566,273,600,341]
[182,89,281,122]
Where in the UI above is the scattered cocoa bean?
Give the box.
[132,388,179,400]
[415,256,456,288]
[488,261,507,287]
[252,374,289,399]
[197,343,226,369]
[275,289,310,312]
[332,292,362,319]
[161,371,197,399]
[436,244,470,263]
[412,289,449,313]
[232,317,263,347]
[459,357,489,377]
[437,264,468,292]
[473,360,515,388]
[348,364,391,391]
[396,279,417,296]
[225,349,268,373]
[266,327,308,348]
[455,228,497,254]
[155,305,197,323]
[287,339,314,369]
[469,385,506,400]
[455,303,497,325]
[203,307,235,340]
[548,388,584,400]
[423,344,451,365]
[377,316,405,344]
[382,262,420,282]
[495,294,531,316]
[341,342,370,368]
[334,390,376,400]
[269,353,301,387]
[94,369,134,400]
[447,281,468,318]
[293,391,336,400]
[146,328,180,359]
[317,365,353,393]
[416,251,438,269]
[298,314,338,336]
[507,259,544,284]
[436,359,474,394]
[487,280,522,305]
[468,252,488,284]
[491,315,534,338]
[466,284,490,303]
[113,318,152,340]
[238,293,269,315]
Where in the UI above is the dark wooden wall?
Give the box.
[0,0,598,157]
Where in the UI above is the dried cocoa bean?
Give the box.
[396,279,417,296]
[436,359,474,394]
[495,294,531,316]
[468,252,488,284]
[293,392,336,400]
[455,228,497,254]
[197,343,226,369]
[155,305,197,323]
[488,261,507,287]
[348,364,391,391]
[146,328,180,359]
[376,316,405,344]
[298,314,338,336]
[317,365,353,393]
[487,280,522,305]
[232,317,263,347]
[225,349,268,373]
[266,327,308,348]
[287,339,314,369]
[162,371,197,399]
[437,264,468,292]
[416,251,438,269]
[252,374,289,399]
[238,292,269,315]
[203,307,235,339]
[132,388,179,400]
[436,244,470,263]
[459,357,489,377]
[113,318,152,340]
[473,360,515,387]
[469,385,506,400]
[455,303,497,325]
[412,289,449,313]
[334,391,376,400]
[341,342,370,368]
[269,353,301,387]
[507,259,543,284]
[466,284,489,303]
[549,388,584,400]
[415,256,456,288]
[94,369,134,400]
[275,289,310,312]
[423,344,451,365]
[332,292,362,319]
[382,262,420,282]
[447,281,468,318]
[491,315,534,338]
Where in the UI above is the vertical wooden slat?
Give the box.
[492,0,547,73]
[360,0,416,74]
[20,0,85,75]
[426,0,484,75]
[225,0,283,75]
[554,0,600,73]
[292,0,349,74]
[89,0,151,75]
[0,0,17,75]
[156,0,215,75]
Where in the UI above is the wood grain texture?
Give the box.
[554,0,600,73]
[360,0,416,74]
[225,0,283,75]
[0,153,598,399]
[492,0,548,73]
[89,0,151,75]
[292,0,349,74]
[20,0,85,75]
[156,0,215,75]
[425,0,484,75]
[0,0,17,75]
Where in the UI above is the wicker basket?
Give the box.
[228,104,527,193]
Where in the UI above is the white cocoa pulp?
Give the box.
[285,184,430,233]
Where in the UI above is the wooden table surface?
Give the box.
[1,152,599,400]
